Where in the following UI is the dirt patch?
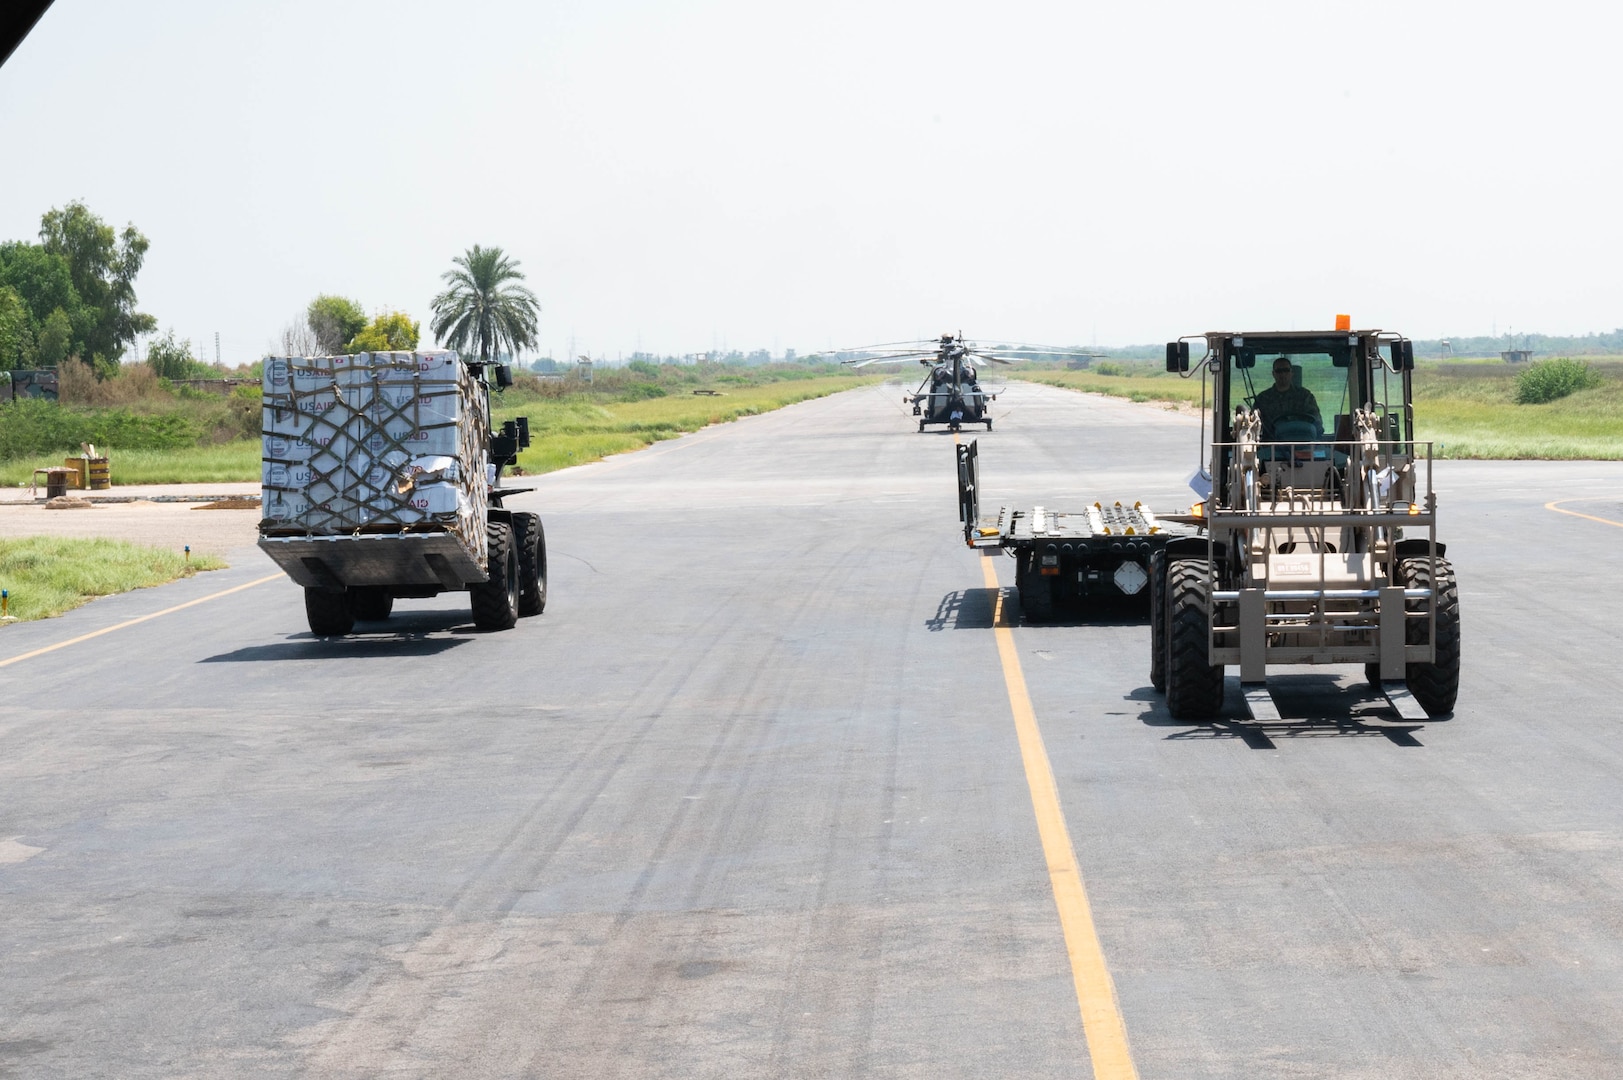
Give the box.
[193,498,262,511]
[0,500,260,557]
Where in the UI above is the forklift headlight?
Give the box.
[1113,560,1148,595]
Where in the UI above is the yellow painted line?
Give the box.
[1546,498,1623,530]
[0,573,282,669]
[980,557,1139,1078]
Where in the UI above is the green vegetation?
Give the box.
[0,536,224,623]
[0,201,155,375]
[347,310,420,353]
[1414,360,1623,459]
[430,246,540,363]
[498,369,883,473]
[1513,356,1603,404]
[0,360,882,484]
[1018,358,1623,459]
[1017,364,1205,407]
[307,295,368,354]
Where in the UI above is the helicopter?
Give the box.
[841,333,1015,432]
[841,333,1105,432]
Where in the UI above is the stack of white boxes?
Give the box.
[261,351,489,550]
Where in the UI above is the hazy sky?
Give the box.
[2,1,1618,363]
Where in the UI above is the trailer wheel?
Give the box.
[470,521,520,631]
[514,512,547,617]
[349,586,393,622]
[1400,557,1460,716]
[304,587,354,637]
[1149,549,1168,692]
[1165,558,1225,719]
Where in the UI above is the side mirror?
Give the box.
[495,363,514,388]
[1393,340,1415,371]
[1165,341,1190,373]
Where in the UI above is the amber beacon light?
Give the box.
[1335,313,1352,331]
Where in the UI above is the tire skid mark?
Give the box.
[528,457,906,1074]
[295,547,802,1071]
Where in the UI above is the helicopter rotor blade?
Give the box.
[844,353,933,368]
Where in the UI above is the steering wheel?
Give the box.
[1268,413,1321,440]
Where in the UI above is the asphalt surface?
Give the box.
[3,382,1623,1078]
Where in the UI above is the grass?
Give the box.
[1014,368,1207,407]
[0,373,884,487]
[0,536,225,623]
[0,443,263,487]
[1412,365,1623,459]
[496,376,883,473]
[1018,362,1623,460]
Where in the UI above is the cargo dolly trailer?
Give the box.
[956,439,1201,621]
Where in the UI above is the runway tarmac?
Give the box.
[3,381,1622,1078]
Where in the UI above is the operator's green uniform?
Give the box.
[1254,383,1322,439]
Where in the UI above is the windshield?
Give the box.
[1232,349,1352,443]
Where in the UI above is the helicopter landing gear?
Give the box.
[984,418,993,431]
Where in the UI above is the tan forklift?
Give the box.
[1151,319,1459,721]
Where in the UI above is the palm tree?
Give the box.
[429,245,540,363]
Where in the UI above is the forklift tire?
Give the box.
[514,512,547,617]
[1149,549,1168,692]
[985,419,993,431]
[470,521,520,631]
[1400,556,1460,716]
[304,587,354,637]
[918,419,926,432]
[1165,558,1225,719]
[349,586,393,622]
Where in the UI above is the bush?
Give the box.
[1515,357,1603,404]
[57,357,166,406]
[0,398,201,459]
[1093,360,1129,377]
[618,382,668,401]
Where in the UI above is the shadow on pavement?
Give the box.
[201,614,478,662]
[927,588,1000,631]
[1129,677,1432,747]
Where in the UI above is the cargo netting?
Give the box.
[260,351,489,560]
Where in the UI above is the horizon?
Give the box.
[3,2,1619,365]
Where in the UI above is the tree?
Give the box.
[429,245,540,363]
[36,307,72,367]
[278,316,319,357]
[0,285,31,370]
[0,240,87,362]
[346,310,420,353]
[306,294,367,354]
[39,201,156,374]
[145,329,200,380]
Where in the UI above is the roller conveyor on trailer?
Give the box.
[956,439,1201,622]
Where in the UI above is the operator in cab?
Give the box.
[1254,356,1322,440]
